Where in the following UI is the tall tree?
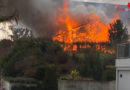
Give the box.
[109,20,128,46]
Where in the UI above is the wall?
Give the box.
[1,79,12,90]
[58,80,115,90]
[116,59,130,68]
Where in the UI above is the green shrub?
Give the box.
[79,50,104,81]
[34,67,45,80]
[105,65,116,81]
[11,85,28,90]
[0,38,68,77]
[11,84,37,90]
[92,52,104,81]
[79,56,92,78]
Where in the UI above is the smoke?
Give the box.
[69,1,116,24]
[8,0,63,38]
[7,0,118,38]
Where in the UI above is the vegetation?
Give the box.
[0,38,117,82]
[105,65,116,81]
[109,20,128,47]
[44,66,58,90]
[79,49,104,81]
[0,19,127,90]
[0,38,70,77]
[70,70,79,79]
[11,84,37,90]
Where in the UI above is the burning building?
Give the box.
[0,0,129,53]
[52,0,130,53]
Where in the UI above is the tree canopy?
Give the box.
[0,38,70,78]
[109,20,128,45]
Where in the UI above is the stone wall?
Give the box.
[58,80,115,90]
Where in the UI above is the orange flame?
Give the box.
[53,0,119,52]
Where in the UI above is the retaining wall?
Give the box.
[58,80,115,90]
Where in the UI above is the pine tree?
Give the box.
[109,20,128,46]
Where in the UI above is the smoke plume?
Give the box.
[69,1,117,23]
[8,0,63,38]
[7,0,118,38]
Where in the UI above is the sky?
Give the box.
[71,0,130,5]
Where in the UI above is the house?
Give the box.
[116,43,130,90]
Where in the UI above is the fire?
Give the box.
[53,0,119,52]
[96,44,115,54]
[0,22,13,40]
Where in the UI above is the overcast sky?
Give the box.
[71,0,130,5]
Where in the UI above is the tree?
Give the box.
[109,20,128,46]
[0,38,69,77]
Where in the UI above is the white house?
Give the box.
[116,43,130,90]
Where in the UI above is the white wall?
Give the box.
[116,59,130,68]
[1,79,12,90]
[58,80,115,90]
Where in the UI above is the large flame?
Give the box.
[53,0,119,52]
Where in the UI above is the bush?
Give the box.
[93,53,104,81]
[44,66,58,90]
[79,55,92,78]
[34,67,45,80]
[11,84,37,90]
[11,85,28,90]
[79,50,104,81]
[0,38,68,77]
[70,70,79,79]
[105,65,116,81]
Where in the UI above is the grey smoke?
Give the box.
[69,1,116,24]
[7,0,119,38]
[8,0,63,38]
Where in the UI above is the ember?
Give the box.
[53,0,119,53]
